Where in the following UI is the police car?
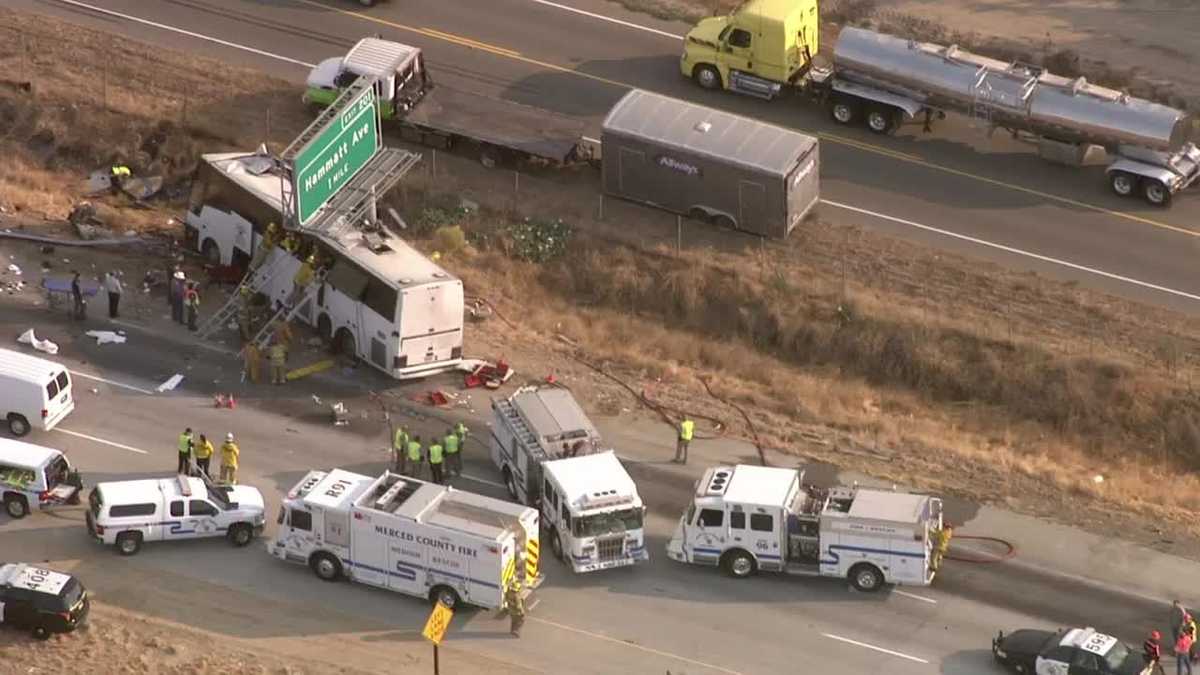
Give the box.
[0,563,89,640]
[992,626,1151,675]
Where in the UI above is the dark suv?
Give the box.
[0,563,89,640]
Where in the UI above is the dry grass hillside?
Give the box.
[3,7,1200,550]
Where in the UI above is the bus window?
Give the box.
[363,277,398,321]
[325,260,369,300]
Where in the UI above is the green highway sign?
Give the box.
[294,85,380,225]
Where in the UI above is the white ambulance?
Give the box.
[667,465,949,592]
[86,475,267,555]
[270,470,541,610]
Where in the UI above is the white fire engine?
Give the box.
[667,465,949,592]
[270,470,541,609]
[490,387,648,572]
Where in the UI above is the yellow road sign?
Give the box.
[422,601,454,645]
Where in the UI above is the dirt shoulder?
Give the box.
[0,560,527,675]
[4,4,1200,564]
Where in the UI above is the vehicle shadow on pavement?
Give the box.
[939,648,998,674]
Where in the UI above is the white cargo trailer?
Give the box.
[490,387,648,572]
[270,469,541,609]
[667,465,949,591]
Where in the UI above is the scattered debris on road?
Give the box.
[16,328,58,354]
[155,373,184,393]
[85,330,127,345]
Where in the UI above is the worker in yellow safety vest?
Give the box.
[443,429,461,478]
[406,436,424,480]
[269,340,287,385]
[109,165,131,194]
[674,416,694,465]
[428,440,445,484]
[220,433,240,485]
[393,426,410,474]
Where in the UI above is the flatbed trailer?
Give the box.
[306,38,594,166]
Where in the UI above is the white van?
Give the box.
[0,348,74,437]
[86,475,266,555]
[0,438,83,519]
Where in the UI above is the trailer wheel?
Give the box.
[712,214,737,231]
[429,585,461,609]
[866,106,898,135]
[1142,179,1172,207]
[310,552,343,581]
[721,549,757,578]
[693,65,722,90]
[830,97,858,125]
[849,563,884,592]
[1109,171,1136,197]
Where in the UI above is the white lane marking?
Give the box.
[457,473,507,489]
[56,428,150,455]
[71,371,156,396]
[822,199,1200,303]
[526,0,684,40]
[893,589,938,604]
[532,615,742,674]
[51,0,316,68]
[821,633,930,664]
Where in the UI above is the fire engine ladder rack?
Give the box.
[495,399,541,454]
[194,251,295,340]
[249,273,324,351]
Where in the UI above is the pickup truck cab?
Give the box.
[86,475,266,555]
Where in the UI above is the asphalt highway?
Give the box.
[0,301,1187,674]
[12,0,1200,313]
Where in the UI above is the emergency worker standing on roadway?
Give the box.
[220,433,240,485]
[674,416,694,464]
[170,270,186,324]
[444,429,461,478]
[241,341,262,384]
[184,281,201,331]
[393,426,410,474]
[1176,629,1194,675]
[407,435,424,480]
[428,439,445,484]
[505,580,525,638]
[1145,631,1165,675]
[270,340,288,385]
[455,421,468,447]
[176,428,194,475]
[195,434,214,480]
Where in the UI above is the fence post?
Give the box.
[181,89,189,125]
[513,170,519,212]
[102,60,108,112]
[431,149,437,178]
[597,194,604,221]
[676,215,682,255]
[20,33,28,85]
[266,107,272,143]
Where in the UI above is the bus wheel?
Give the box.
[849,563,884,592]
[721,549,756,578]
[201,239,221,266]
[333,328,356,360]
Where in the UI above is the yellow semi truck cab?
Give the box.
[680,0,819,99]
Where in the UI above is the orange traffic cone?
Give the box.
[226,394,237,410]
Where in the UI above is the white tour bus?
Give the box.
[183,151,464,379]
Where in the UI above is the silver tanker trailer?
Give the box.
[812,27,1199,206]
